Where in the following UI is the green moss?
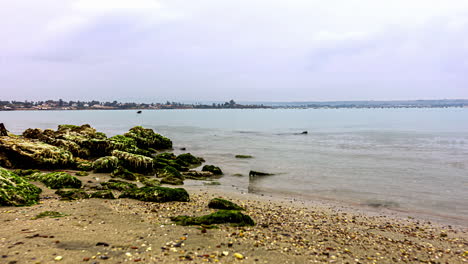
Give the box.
[111,166,137,180]
[119,186,189,202]
[138,176,160,187]
[28,172,82,189]
[101,179,137,191]
[176,153,204,167]
[124,126,172,150]
[111,150,154,174]
[76,159,93,171]
[202,165,223,175]
[159,166,184,185]
[235,155,253,159]
[171,210,254,226]
[0,167,42,206]
[183,170,215,180]
[90,190,115,199]
[93,156,119,173]
[156,153,176,160]
[208,198,244,210]
[32,211,68,219]
[55,189,89,200]
[13,169,41,177]
[75,171,89,176]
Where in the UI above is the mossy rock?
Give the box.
[0,167,42,206]
[235,155,253,159]
[75,171,89,176]
[13,169,41,177]
[101,179,137,191]
[76,159,93,171]
[32,211,68,219]
[93,156,119,173]
[159,166,184,185]
[111,166,136,181]
[0,137,75,169]
[111,150,154,174]
[55,189,90,200]
[29,172,82,189]
[171,210,254,226]
[109,135,152,156]
[90,190,115,199]
[138,176,160,187]
[202,165,223,175]
[154,157,188,171]
[156,153,176,160]
[208,198,244,210]
[160,176,184,185]
[176,153,204,167]
[124,126,172,150]
[183,170,215,180]
[119,186,189,202]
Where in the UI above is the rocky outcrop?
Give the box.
[0,167,42,206]
[124,126,172,150]
[93,156,119,173]
[202,165,223,175]
[119,186,189,202]
[208,198,244,210]
[111,150,154,174]
[28,172,82,189]
[171,210,254,226]
[159,166,184,185]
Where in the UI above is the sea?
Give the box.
[1,108,467,226]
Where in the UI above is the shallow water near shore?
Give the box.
[2,108,468,226]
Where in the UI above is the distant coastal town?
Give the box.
[0,99,467,111]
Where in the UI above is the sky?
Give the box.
[1,0,468,102]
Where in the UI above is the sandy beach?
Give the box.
[1,172,467,264]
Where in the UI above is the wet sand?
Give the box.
[1,173,467,264]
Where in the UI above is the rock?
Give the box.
[12,169,41,177]
[0,167,42,206]
[171,210,255,226]
[55,189,90,200]
[111,150,154,174]
[159,166,184,185]
[108,135,152,157]
[75,158,93,171]
[235,155,253,159]
[138,176,160,187]
[119,186,190,202]
[208,198,244,210]
[248,170,274,177]
[90,190,115,199]
[28,172,82,189]
[0,123,8,136]
[0,137,74,169]
[233,253,244,260]
[111,166,137,180]
[124,126,172,150]
[93,156,119,173]
[175,153,204,167]
[202,165,223,175]
[182,170,215,180]
[75,171,89,176]
[101,179,137,191]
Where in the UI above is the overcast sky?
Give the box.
[1,0,467,102]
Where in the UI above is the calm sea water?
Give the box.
[1,108,468,224]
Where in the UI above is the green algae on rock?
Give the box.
[208,198,244,210]
[138,176,160,187]
[93,156,119,173]
[12,169,41,177]
[171,210,254,226]
[28,172,82,189]
[119,186,189,202]
[175,153,204,167]
[159,166,184,185]
[0,136,74,169]
[111,166,137,180]
[75,171,89,176]
[75,158,93,171]
[182,170,215,180]
[55,189,90,200]
[202,165,223,175]
[32,211,68,219]
[101,179,137,191]
[111,150,154,174]
[90,190,115,199]
[0,167,42,206]
[124,126,172,150]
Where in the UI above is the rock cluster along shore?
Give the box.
[0,124,226,210]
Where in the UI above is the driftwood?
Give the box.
[0,123,8,136]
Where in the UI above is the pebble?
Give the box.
[54,256,63,261]
[233,253,244,260]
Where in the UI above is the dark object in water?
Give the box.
[137,110,142,114]
[0,123,8,136]
[180,147,186,151]
[293,131,307,135]
[249,170,274,177]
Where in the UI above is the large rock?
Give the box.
[202,165,223,175]
[119,186,189,202]
[159,166,184,185]
[0,136,74,169]
[93,156,119,173]
[124,126,172,150]
[171,210,255,226]
[28,172,82,189]
[0,167,42,206]
[111,150,154,174]
[208,198,244,210]
[101,179,137,191]
[175,153,204,168]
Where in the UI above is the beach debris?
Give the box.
[119,186,190,202]
[235,155,253,159]
[208,198,244,210]
[96,242,110,247]
[32,211,68,219]
[171,210,255,226]
[0,167,42,206]
[202,165,223,175]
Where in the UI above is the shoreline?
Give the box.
[1,172,467,263]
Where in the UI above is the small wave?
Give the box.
[364,200,400,209]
